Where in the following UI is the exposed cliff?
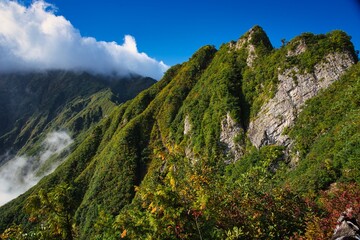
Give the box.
[220,113,245,163]
[248,51,355,150]
[230,25,273,67]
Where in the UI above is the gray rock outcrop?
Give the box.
[332,209,360,240]
[247,51,355,149]
[220,113,245,163]
[287,39,307,57]
[234,28,257,67]
[229,26,272,67]
[184,115,192,135]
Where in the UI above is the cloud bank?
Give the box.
[0,131,73,206]
[0,0,169,79]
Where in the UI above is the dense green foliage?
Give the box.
[0,27,359,239]
[0,71,155,156]
[0,71,155,232]
[286,63,360,193]
[286,30,357,72]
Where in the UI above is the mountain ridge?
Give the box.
[0,26,359,239]
[0,70,156,157]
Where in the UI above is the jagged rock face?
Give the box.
[332,209,360,240]
[248,51,355,149]
[183,115,192,135]
[220,113,244,163]
[287,39,307,57]
[234,28,257,67]
[184,115,195,159]
[246,44,256,67]
[230,26,272,67]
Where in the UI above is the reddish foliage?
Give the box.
[295,182,360,239]
[190,210,203,219]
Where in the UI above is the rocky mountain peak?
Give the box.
[229,25,273,67]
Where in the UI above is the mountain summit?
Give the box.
[230,25,273,66]
[0,26,359,239]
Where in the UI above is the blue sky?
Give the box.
[32,0,360,66]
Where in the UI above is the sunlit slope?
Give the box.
[0,26,358,239]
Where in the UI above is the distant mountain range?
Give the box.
[0,71,155,157]
[0,26,359,239]
[0,70,155,208]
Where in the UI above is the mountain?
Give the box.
[0,71,155,157]
[0,71,155,208]
[0,26,359,239]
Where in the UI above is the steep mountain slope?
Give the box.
[0,26,358,239]
[0,71,155,158]
[285,63,360,192]
[0,71,155,217]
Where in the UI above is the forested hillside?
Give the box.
[0,26,359,239]
[0,71,155,157]
[0,71,156,226]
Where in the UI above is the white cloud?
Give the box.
[0,131,73,206]
[0,0,169,79]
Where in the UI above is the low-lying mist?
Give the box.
[0,131,73,206]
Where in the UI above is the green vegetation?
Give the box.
[287,30,357,72]
[0,71,156,234]
[0,27,359,239]
[0,71,155,156]
[286,63,360,193]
